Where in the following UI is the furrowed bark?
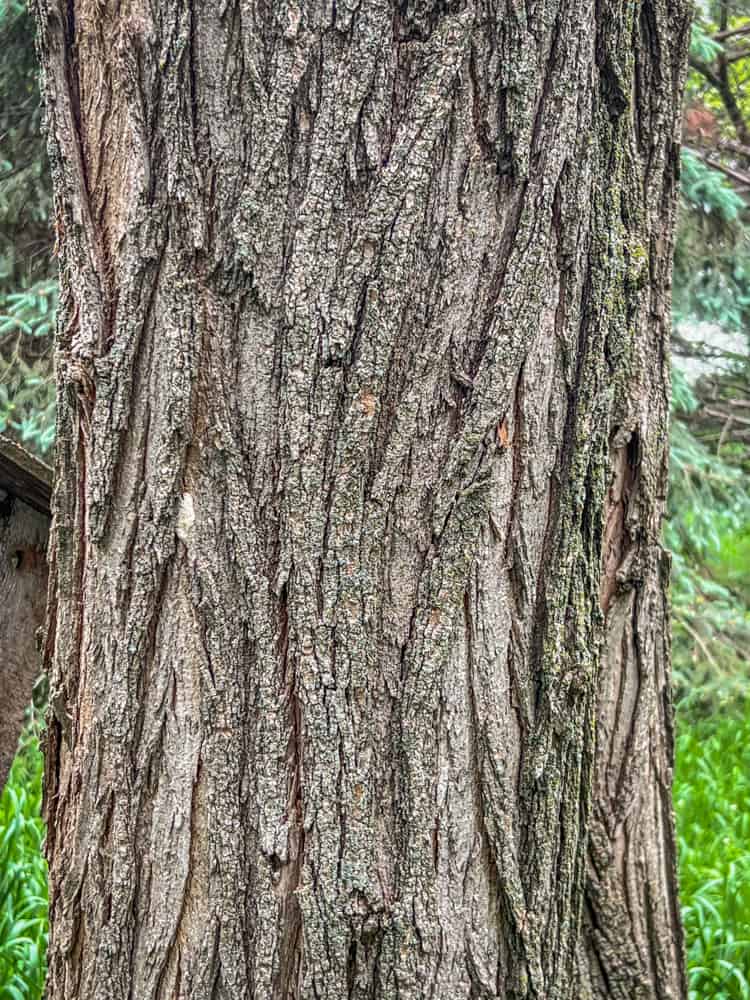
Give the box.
[34,2,690,998]
[578,6,689,996]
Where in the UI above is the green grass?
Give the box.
[676,706,750,1000]
[0,711,749,998]
[0,729,47,1000]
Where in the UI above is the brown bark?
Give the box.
[34,2,690,998]
[0,499,49,792]
[0,437,51,792]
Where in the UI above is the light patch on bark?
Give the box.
[176,493,196,547]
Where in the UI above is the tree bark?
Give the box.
[0,437,51,792]
[0,498,48,792]
[34,2,690,998]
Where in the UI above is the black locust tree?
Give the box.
[34,2,690,997]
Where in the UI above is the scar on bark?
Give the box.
[600,430,639,615]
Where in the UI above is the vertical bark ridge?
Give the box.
[577,0,690,996]
[34,0,690,997]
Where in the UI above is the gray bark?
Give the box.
[34,1,690,998]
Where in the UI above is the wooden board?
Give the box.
[0,435,52,517]
[0,436,51,790]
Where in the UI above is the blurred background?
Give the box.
[1,3,749,997]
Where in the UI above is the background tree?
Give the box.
[662,11,750,994]
[669,4,750,712]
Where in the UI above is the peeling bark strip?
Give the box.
[34,2,690,998]
[0,436,51,791]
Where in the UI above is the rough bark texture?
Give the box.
[35,2,690,998]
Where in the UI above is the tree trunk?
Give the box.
[0,499,48,791]
[35,2,690,998]
[0,437,51,792]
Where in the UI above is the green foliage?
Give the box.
[668,369,750,712]
[674,152,750,331]
[0,0,55,458]
[681,150,746,225]
[0,278,56,456]
[690,21,724,65]
[0,0,51,292]
[669,1,750,714]
[0,727,47,1000]
[678,4,750,333]
[685,7,750,136]
[676,708,750,1000]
